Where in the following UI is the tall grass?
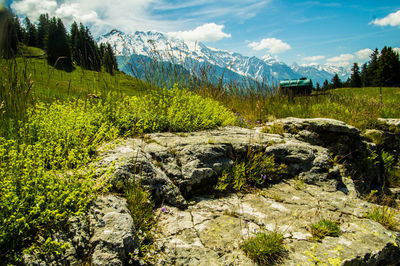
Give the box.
[122,40,400,130]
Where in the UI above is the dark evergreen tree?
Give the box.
[350,63,362,87]
[322,79,329,91]
[365,48,379,86]
[24,17,37,47]
[46,17,72,69]
[0,12,18,58]
[70,21,79,63]
[316,82,320,91]
[37,14,49,50]
[13,15,25,43]
[377,46,400,87]
[102,43,118,75]
[74,23,101,71]
[360,63,368,87]
[331,74,342,89]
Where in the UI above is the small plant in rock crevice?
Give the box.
[309,219,341,241]
[215,151,287,193]
[240,231,286,265]
[125,180,158,264]
[365,206,398,230]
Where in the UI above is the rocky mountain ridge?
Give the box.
[97,30,350,85]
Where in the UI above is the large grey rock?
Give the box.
[90,195,139,265]
[153,179,400,265]
[97,120,385,206]
[23,195,139,265]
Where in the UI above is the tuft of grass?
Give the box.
[241,231,286,265]
[309,219,341,241]
[365,206,398,230]
[262,123,285,135]
[125,181,157,264]
[215,151,286,193]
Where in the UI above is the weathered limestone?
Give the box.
[153,179,400,265]
[24,118,400,265]
[23,195,139,265]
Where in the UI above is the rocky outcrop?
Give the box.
[23,195,139,265]
[26,118,400,265]
[154,179,400,265]
[98,118,383,206]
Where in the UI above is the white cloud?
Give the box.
[11,0,271,36]
[355,48,373,60]
[303,55,325,61]
[326,53,355,67]
[167,23,231,42]
[394,47,400,54]
[11,0,57,19]
[248,38,291,54]
[371,10,400,27]
[54,3,99,25]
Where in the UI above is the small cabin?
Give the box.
[279,77,313,95]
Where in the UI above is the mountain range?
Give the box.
[97,30,350,86]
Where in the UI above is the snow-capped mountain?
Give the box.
[97,30,349,86]
[291,63,350,84]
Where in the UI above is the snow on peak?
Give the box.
[98,29,350,83]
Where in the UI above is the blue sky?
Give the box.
[6,0,400,67]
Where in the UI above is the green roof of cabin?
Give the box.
[280,78,312,87]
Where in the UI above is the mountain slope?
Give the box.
[98,30,349,86]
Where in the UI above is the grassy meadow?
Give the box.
[1,46,400,263]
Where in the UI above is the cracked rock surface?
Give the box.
[154,179,400,265]
[26,118,400,265]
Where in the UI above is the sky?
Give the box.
[6,0,400,68]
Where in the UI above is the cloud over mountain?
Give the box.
[248,38,291,54]
[167,23,231,42]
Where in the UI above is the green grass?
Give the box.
[309,219,341,241]
[214,87,400,130]
[365,206,398,230]
[215,151,286,193]
[241,231,286,265]
[0,55,238,263]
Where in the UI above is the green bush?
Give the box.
[241,231,286,264]
[112,85,238,134]
[309,219,341,241]
[215,151,286,192]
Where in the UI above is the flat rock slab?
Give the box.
[154,179,400,265]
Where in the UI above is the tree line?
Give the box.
[317,46,400,90]
[1,11,118,75]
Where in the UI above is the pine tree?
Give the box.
[316,82,320,91]
[24,17,37,47]
[331,74,342,89]
[350,63,362,87]
[13,15,25,43]
[37,14,49,50]
[360,63,368,87]
[0,12,18,58]
[365,48,379,86]
[377,46,400,87]
[322,80,329,91]
[102,43,118,75]
[70,21,79,63]
[46,17,72,69]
